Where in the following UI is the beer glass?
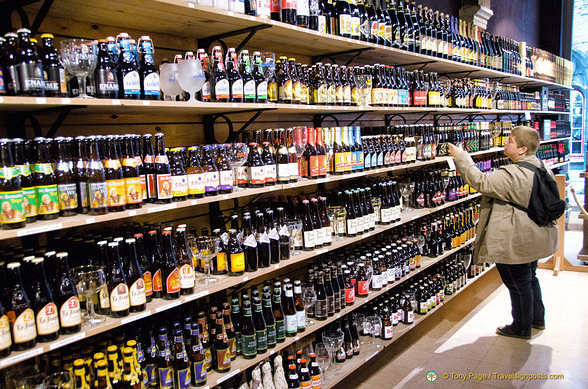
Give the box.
[286,218,303,255]
[260,51,275,81]
[60,39,98,99]
[41,372,74,389]
[352,313,366,343]
[302,286,317,326]
[322,329,344,371]
[364,315,382,349]
[227,142,248,191]
[194,236,220,284]
[159,63,183,101]
[73,265,106,326]
[353,74,372,106]
[314,342,331,379]
[178,58,206,102]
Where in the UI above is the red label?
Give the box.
[416,193,425,207]
[153,269,162,292]
[318,155,327,176]
[271,0,280,12]
[156,174,173,199]
[299,157,308,177]
[412,91,427,106]
[345,287,355,304]
[143,271,153,296]
[357,280,369,296]
[281,0,296,10]
[166,268,181,293]
[309,156,320,177]
[146,174,156,198]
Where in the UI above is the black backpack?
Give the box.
[507,160,566,226]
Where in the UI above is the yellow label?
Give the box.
[230,252,245,273]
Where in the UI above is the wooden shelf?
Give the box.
[540,137,571,144]
[0,195,480,370]
[0,96,572,116]
[21,0,571,91]
[547,161,570,170]
[324,264,496,389]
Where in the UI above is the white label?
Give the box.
[36,302,60,335]
[143,72,160,95]
[59,296,81,328]
[110,283,130,312]
[265,164,277,182]
[215,79,230,99]
[314,227,324,246]
[384,325,393,339]
[249,165,265,184]
[257,0,271,17]
[244,234,257,248]
[17,223,63,237]
[346,218,356,235]
[297,0,309,16]
[0,315,11,350]
[285,314,297,333]
[130,279,146,306]
[269,228,280,240]
[278,163,290,180]
[123,71,140,94]
[259,231,270,244]
[231,79,243,98]
[120,310,151,325]
[257,80,268,99]
[279,225,290,237]
[171,174,188,196]
[205,171,219,189]
[99,286,110,309]
[303,230,316,248]
[180,264,195,289]
[217,368,241,385]
[297,310,306,329]
[244,80,256,98]
[219,170,233,188]
[188,173,205,192]
[322,226,332,244]
[13,309,36,343]
[36,97,47,104]
[446,158,456,171]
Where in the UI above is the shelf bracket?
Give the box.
[385,114,407,127]
[439,70,477,78]
[413,112,431,124]
[197,24,272,53]
[0,0,55,35]
[313,114,340,128]
[433,114,453,126]
[311,48,374,65]
[394,60,437,69]
[203,108,274,144]
[5,105,82,138]
[346,112,367,127]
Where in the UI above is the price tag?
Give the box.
[61,98,71,104]
[216,368,240,384]
[270,349,275,355]
[111,99,121,105]
[242,276,249,282]
[191,199,199,205]
[147,204,177,213]
[49,332,86,350]
[193,290,209,299]
[36,97,47,104]
[232,103,238,107]
[128,210,137,216]
[274,264,280,269]
[524,111,532,121]
[446,158,457,171]
[294,336,300,341]
[316,248,329,255]
[0,347,44,368]
[155,300,182,313]
[121,311,151,325]
[143,100,151,106]
[17,223,63,237]
[336,314,341,319]
[187,0,195,8]
[0,96,3,103]
[222,195,229,200]
[227,11,234,17]
[85,217,95,224]
[365,350,379,361]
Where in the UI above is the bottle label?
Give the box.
[166,268,181,293]
[143,72,160,96]
[12,308,36,343]
[345,287,355,304]
[104,178,126,207]
[277,162,290,181]
[17,62,44,93]
[204,171,219,192]
[311,373,321,388]
[346,218,356,235]
[35,184,59,215]
[285,314,297,335]
[297,309,306,330]
[262,323,275,345]
[249,165,264,185]
[99,285,110,309]
[216,346,231,370]
[339,14,352,36]
[241,334,257,357]
[273,318,285,341]
[0,190,25,224]
[178,264,195,289]
[229,252,245,273]
[36,302,59,335]
[383,325,393,339]
[303,230,316,249]
[0,315,10,350]
[357,280,369,296]
[219,170,233,191]
[256,80,268,100]
[280,79,293,102]
[155,173,173,199]
[215,79,230,100]
[255,329,267,351]
[170,174,188,197]
[268,81,278,102]
[244,79,256,100]
[175,367,191,389]
[216,252,227,271]
[60,296,81,327]
[130,278,147,306]
[21,186,38,217]
[123,176,142,204]
[158,367,174,389]
[191,359,207,384]
[122,70,141,95]
[406,311,414,323]
[96,69,119,95]
[153,269,162,292]
[187,172,205,195]
[231,79,243,100]
[110,283,130,312]
[315,299,327,319]
[322,226,332,244]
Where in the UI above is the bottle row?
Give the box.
[194,0,571,86]
[0,245,482,388]
[537,142,570,166]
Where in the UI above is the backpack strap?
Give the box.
[487,160,542,212]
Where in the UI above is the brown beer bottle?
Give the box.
[0,138,26,229]
[0,299,12,357]
[55,137,79,217]
[124,238,146,313]
[177,227,195,295]
[107,242,130,318]
[86,136,108,215]
[104,136,126,212]
[121,135,143,209]
[54,252,82,334]
[72,136,89,214]
[154,133,173,203]
[161,230,180,300]
[12,138,37,223]
[33,137,59,220]
[5,262,36,350]
[30,258,60,342]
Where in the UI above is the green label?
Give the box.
[275,319,286,341]
[0,166,17,180]
[241,334,257,357]
[58,183,78,210]
[0,190,25,224]
[256,329,267,351]
[36,184,59,215]
[33,163,53,175]
[16,165,31,177]
[266,323,277,346]
[22,187,38,217]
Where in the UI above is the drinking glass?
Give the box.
[187,233,205,283]
[302,286,317,326]
[399,182,415,210]
[353,74,372,106]
[415,234,426,257]
[227,142,249,190]
[73,265,106,326]
[353,313,366,342]
[177,58,206,102]
[59,39,98,99]
[322,329,344,371]
[314,342,330,380]
[11,373,44,389]
[302,342,314,361]
[41,372,74,389]
[286,218,303,255]
[194,236,220,284]
[159,63,183,101]
[260,51,275,82]
[364,315,382,349]
[327,206,346,241]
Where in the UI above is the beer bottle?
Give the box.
[224,229,244,276]
[301,199,316,250]
[188,322,206,386]
[16,28,44,96]
[281,0,298,25]
[116,33,140,99]
[216,144,233,194]
[238,50,255,103]
[240,299,257,359]
[225,48,243,102]
[54,252,82,334]
[214,313,231,372]
[246,141,264,187]
[122,238,146,313]
[274,129,288,184]
[169,148,188,201]
[11,139,36,223]
[251,296,267,355]
[277,57,293,103]
[289,59,301,104]
[171,229,193,296]
[32,138,59,220]
[120,346,140,388]
[137,36,160,100]
[120,135,143,209]
[260,291,276,349]
[265,209,280,264]
[186,146,205,198]
[52,137,78,217]
[252,51,267,102]
[29,258,60,342]
[130,235,152,304]
[152,133,172,203]
[201,145,219,196]
[267,59,278,103]
[255,212,271,268]
[237,213,256,273]
[158,230,180,299]
[146,230,163,299]
[141,134,156,202]
[276,207,291,260]
[82,136,108,215]
[5,262,36,350]
[106,242,130,318]
[71,136,89,214]
[40,34,66,97]
[272,282,286,342]
[282,283,297,337]
[94,39,119,99]
[287,365,301,388]
[286,128,298,183]
[155,327,174,389]
[103,136,126,212]
[0,298,11,357]
[0,138,25,229]
[219,303,236,360]
[211,46,229,102]
[169,329,190,389]
[3,32,19,95]
[293,280,306,332]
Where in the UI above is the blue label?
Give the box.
[364,153,371,169]
[145,364,156,385]
[158,367,174,388]
[175,367,191,389]
[191,360,207,384]
[398,90,409,105]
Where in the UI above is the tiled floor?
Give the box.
[343,268,588,389]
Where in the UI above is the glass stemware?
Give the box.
[286,218,303,255]
[353,74,372,106]
[72,265,106,326]
[59,39,98,99]
[314,342,330,380]
[302,286,317,326]
[41,372,74,389]
[177,58,206,102]
[364,315,382,349]
[353,313,366,342]
[260,51,275,82]
[399,181,415,210]
[194,236,220,284]
[159,63,183,101]
[227,142,249,191]
[322,329,344,371]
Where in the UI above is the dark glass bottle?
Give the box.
[161,230,180,300]
[5,262,36,350]
[94,39,119,98]
[154,133,173,203]
[54,252,82,334]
